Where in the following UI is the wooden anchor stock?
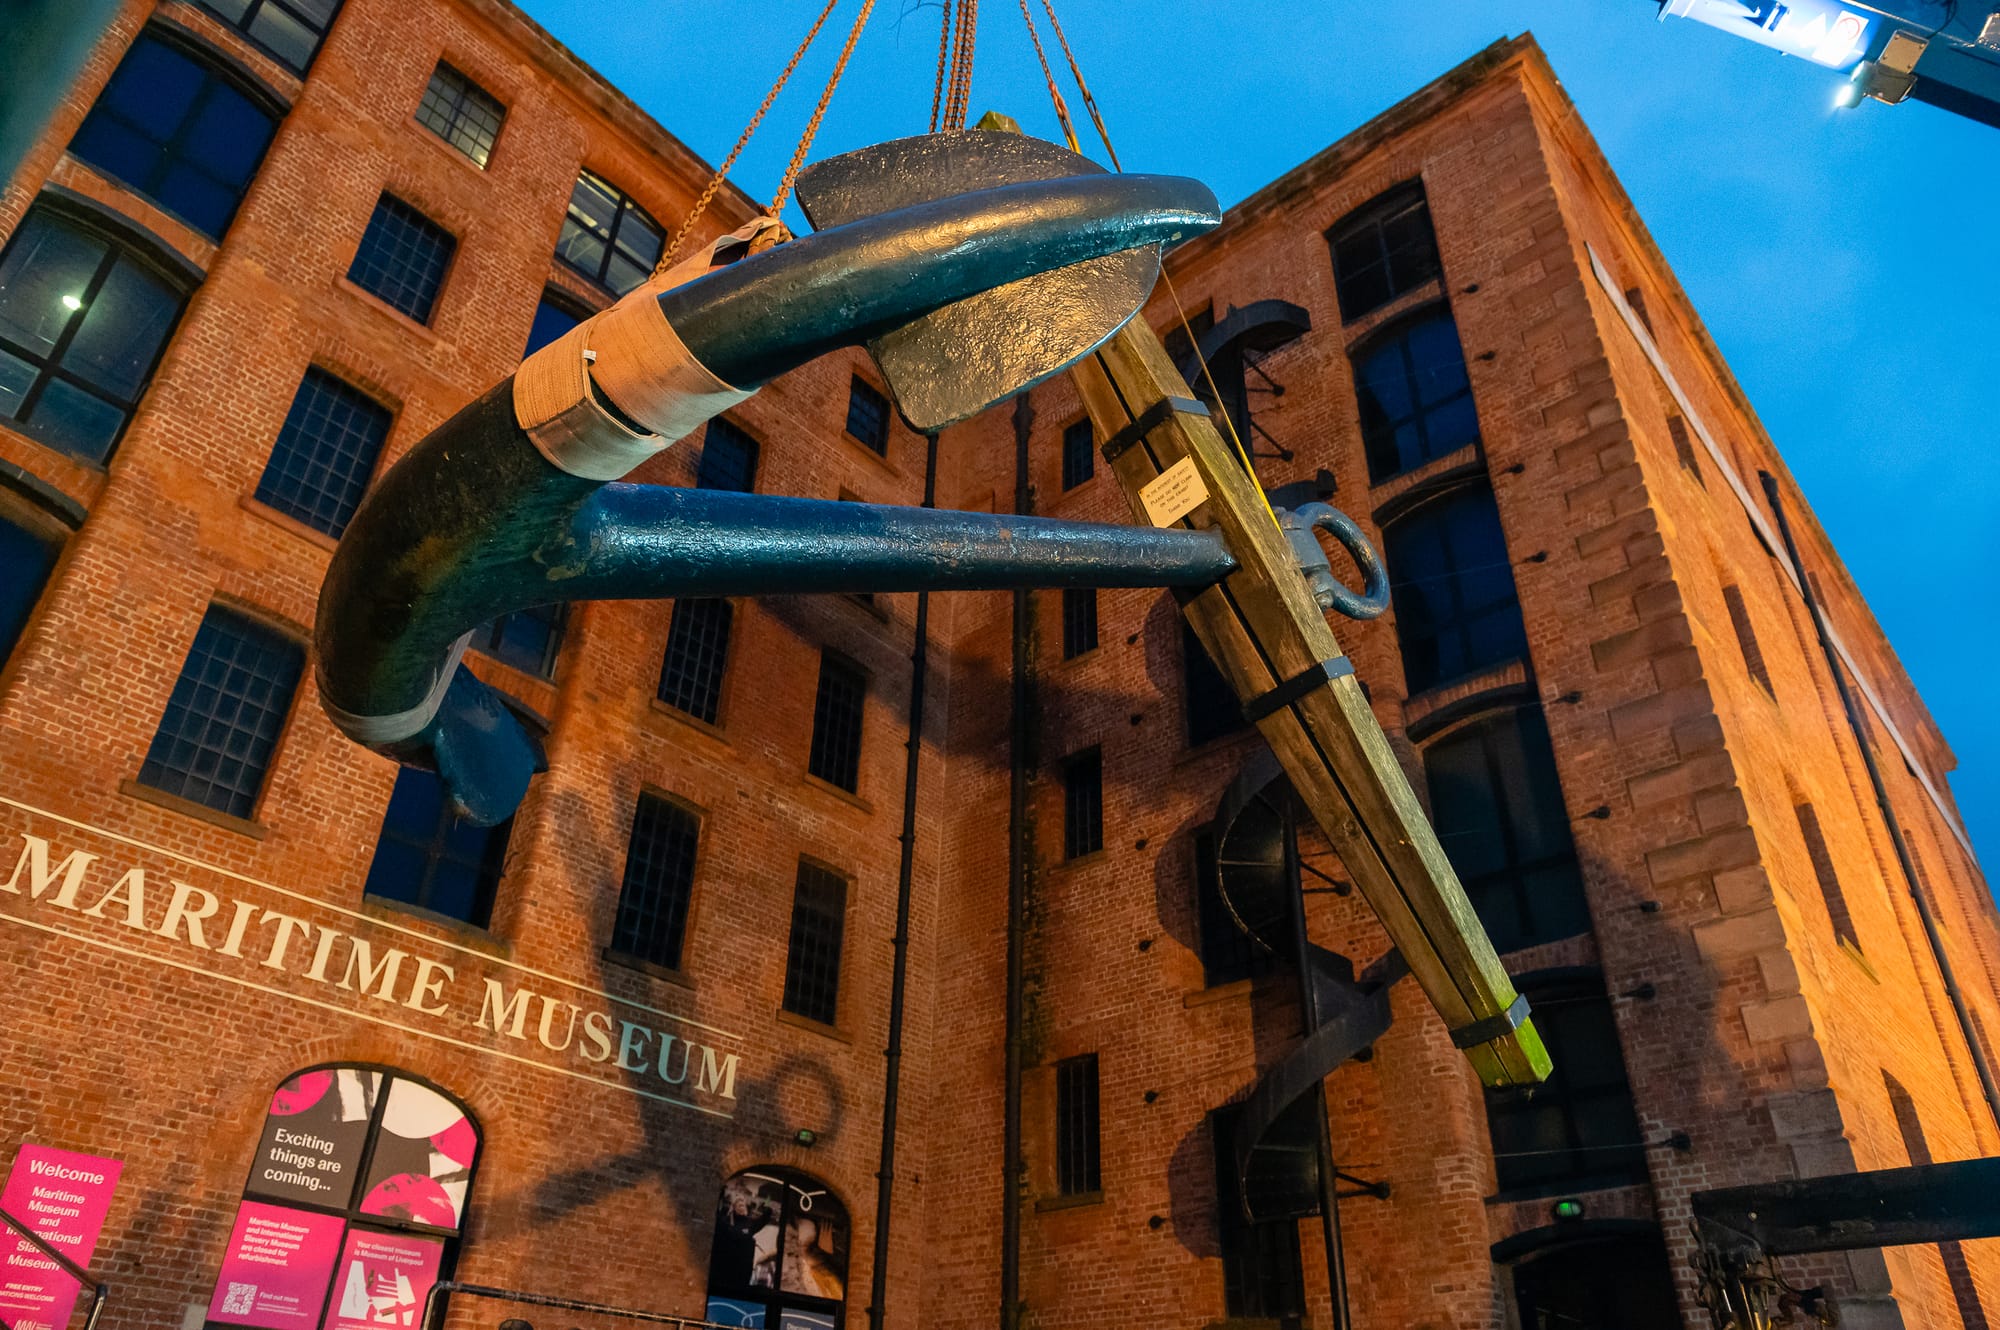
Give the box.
[1070,319,1551,1089]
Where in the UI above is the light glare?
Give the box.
[60,294,83,311]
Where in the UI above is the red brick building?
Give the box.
[0,6,1991,1330]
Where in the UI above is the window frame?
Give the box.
[252,364,394,539]
[360,764,515,929]
[696,415,760,493]
[1054,1053,1103,1197]
[1059,586,1097,661]
[195,0,347,75]
[1350,303,1481,482]
[806,648,867,793]
[1325,179,1442,324]
[0,196,198,464]
[0,491,69,672]
[608,789,703,974]
[844,377,891,455]
[656,597,734,727]
[346,192,456,325]
[136,602,305,822]
[1061,746,1104,860]
[1381,480,1528,695]
[1060,416,1094,490]
[553,169,665,296]
[469,602,566,681]
[412,60,506,168]
[781,858,850,1028]
[67,25,287,240]
[1182,619,1248,749]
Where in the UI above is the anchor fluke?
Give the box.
[795,131,1217,431]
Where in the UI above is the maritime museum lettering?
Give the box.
[0,806,741,1115]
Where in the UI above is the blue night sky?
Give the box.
[521,0,1998,869]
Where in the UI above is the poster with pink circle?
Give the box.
[326,1228,443,1330]
[356,1080,476,1232]
[206,1201,345,1330]
[0,1144,122,1330]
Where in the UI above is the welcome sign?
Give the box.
[0,1144,122,1330]
[0,795,745,1118]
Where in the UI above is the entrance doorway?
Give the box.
[1509,1230,1680,1329]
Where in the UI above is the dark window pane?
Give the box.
[0,205,192,463]
[1327,182,1440,323]
[1723,584,1773,693]
[657,598,732,725]
[845,378,889,454]
[1061,417,1094,490]
[807,650,865,792]
[523,293,584,357]
[197,0,341,73]
[1484,975,1645,1193]
[555,170,664,295]
[414,62,505,168]
[1055,1054,1102,1195]
[611,794,700,970]
[1209,1104,1306,1319]
[0,512,62,667]
[1384,485,1525,694]
[782,861,846,1025]
[254,367,391,537]
[362,765,510,927]
[1353,309,1479,480]
[471,602,564,679]
[138,605,302,819]
[1193,831,1279,987]
[1797,802,1858,947]
[1183,621,1246,748]
[1063,747,1102,859]
[1423,707,1586,954]
[347,193,454,323]
[697,417,759,493]
[1060,588,1097,660]
[69,34,278,238]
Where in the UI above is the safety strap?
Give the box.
[1241,655,1353,724]
[1449,992,1532,1050]
[513,217,775,481]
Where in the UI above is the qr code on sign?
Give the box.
[220,1283,257,1315]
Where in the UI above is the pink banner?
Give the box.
[0,1143,122,1330]
[326,1228,443,1330]
[207,1201,345,1330]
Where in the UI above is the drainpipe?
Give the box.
[868,431,940,1330]
[1760,471,2000,1132]
[1002,393,1037,1330]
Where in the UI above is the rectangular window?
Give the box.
[610,793,700,970]
[696,417,759,492]
[138,605,303,819]
[0,507,62,668]
[782,860,847,1025]
[1666,411,1704,486]
[555,170,664,296]
[1484,976,1646,1194]
[1061,588,1097,660]
[1383,485,1527,693]
[0,204,192,464]
[69,32,281,239]
[253,367,392,538]
[1209,1103,1307,1320]
[1183,621,1247,748]
[1193,830,1280,987]
[1326,181,1440,323]
[523,289,586,358]
[1795,802,1858,948]
[1055,1053,1102,1195]
[845,377,890,454]
[1063,747,1103,859]
[363,765,511,926]
[1061,417,1094,490]
[347,193,455,324]
[1353,309,1480,480]
[1721,584,1773,693]
[807,649,866,792]
[414,62,505,167]
[657,598,732,725]
[197,0,344,73]
[471,603,564,680]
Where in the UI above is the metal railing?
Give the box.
[0,1203,109,1330]
[420,1281,741,1330]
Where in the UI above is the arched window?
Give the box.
[706,1168,850,1329]
[1421,705,1587,954]
[1325,180,1440,323]
[0,199,196,463]
[68,29,283,240]
[1382,484,1526,694]
[555,170,665,295]
[1503,1228,1680,1330]
[1352,308,1478,480]
[207,1065,479,1330]
[1484,972,1645,1196]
